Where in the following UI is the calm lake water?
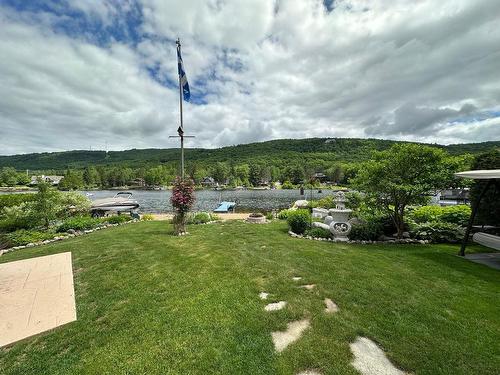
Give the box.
[81,189,341,213]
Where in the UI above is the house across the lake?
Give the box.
[201,177,216,188]
[30,175,64,186]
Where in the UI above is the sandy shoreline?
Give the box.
[151,213,250,221]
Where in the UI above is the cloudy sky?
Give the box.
[1,0,499,155]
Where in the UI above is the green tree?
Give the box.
[0,167,19,186]
[235,164,250,185]
[32,180,61,229]
[212,162,229,184]
[83,166,100,187]
[352,144,456,238]
[59,169,84,190]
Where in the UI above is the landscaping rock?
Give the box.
[292,276,302,281]
[259,292,269,300]
[272,319,310,352]
[265,301,287,311]
[300,284,316,290]
[324,298,338,313]
[297,371,322,375]
[67,229,76,235]
[350,337,407,375]
[402,232,410,239]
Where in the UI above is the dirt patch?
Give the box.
[265,301,287,311]
[272,319,310,352]
[324,298,338,313]
[350,337,407,375]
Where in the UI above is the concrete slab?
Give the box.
[0,252,76,347]
[464,252,500,270]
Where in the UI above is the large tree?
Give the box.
[353,144,460,238]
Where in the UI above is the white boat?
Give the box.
[90,192,139,217]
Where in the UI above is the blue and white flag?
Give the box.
[176,40,190,101]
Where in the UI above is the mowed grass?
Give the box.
[0,220,499,375]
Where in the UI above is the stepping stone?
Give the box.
[350,337,407,375]
[300,284,316,290]
[324,298,338,313]
[297,371,322,375]
[292,276,302,281]
[259,292,269,300]
[265,301,287,311]
[272,319,310,352]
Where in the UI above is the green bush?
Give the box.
[287,209,311,234]
[1,229,55,247]
[349,221,384,241]
[281,181,295,189]
[304,227,331,239]
[141,214,155,221]
[265,212,274,221]
[315,195,335,209]
[188,212,212,224]
[411,222,464,243]
[105,215,132,224]
[409,205,471,226]
[0,193,36,211]
[277,208,294,220]
[57,216,101,232]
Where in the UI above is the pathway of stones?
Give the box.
[259,275,407,375]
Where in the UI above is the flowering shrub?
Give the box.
[170,177,195,233]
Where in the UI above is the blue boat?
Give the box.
[214,201,236,213]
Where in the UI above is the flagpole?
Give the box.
[177,38,185,179]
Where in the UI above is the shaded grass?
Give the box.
[0,221,498,374]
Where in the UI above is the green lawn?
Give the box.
[0,221,498,375]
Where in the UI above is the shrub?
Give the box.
[277,208,294,220]
[409,205,471,226]
[0,203,35,232]
[0,193,36,210]
[141,214,155,221]
[349,221,384,241]
[59,191,92,217]
[171,178,195,233]
[105,215,132,224]
[304,227,331,239]
[287,209,311,234]
[210,213,220,221]
[281,181,295,189]
[265,212,274,221]
[411,222,464,243]
[315,195,335,209]
[188,212,211,224]
[1,229,55,247]
[57,216,101,232]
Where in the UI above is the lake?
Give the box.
[81,189,341,213]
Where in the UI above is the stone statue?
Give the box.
[312,192,352,241]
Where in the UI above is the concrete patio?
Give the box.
[0,252,77,347]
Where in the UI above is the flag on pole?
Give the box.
[176,40,190,101]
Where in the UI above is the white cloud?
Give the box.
[0,0,499,155]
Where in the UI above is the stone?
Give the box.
[67,229,76,235]
[297,371,322,375]
[292,276,302,281]
[350,337,407,375]
[402,232,410,239]
[265,301,287,311]
[272,319,310,352]
[324,298,339,313]
[259,292,269,300]
[300,284,316,290]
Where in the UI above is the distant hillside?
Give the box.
[1,138,499,171]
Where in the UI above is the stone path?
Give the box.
[0,252,77,347]
[260,274,407,374]
[324,298,338,313]
[264,301,287,311]
[350,337,406,375]
[272,319,310,352]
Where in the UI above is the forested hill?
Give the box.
[1,138,499,171]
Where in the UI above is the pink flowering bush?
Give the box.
[170,177,195,234]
